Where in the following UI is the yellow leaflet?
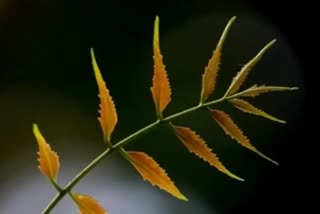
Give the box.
[91,48,118,143]
[229,98,286,123]
[33,124,60,180]
[174,125,243,181]
[123,150,187,201]
[210,110,279,165]
[226,40,276,96]
[151,16,172,115]
[241,85,299,97]
[73,193,107,214]
[200,16,236,102]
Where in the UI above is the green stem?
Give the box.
[42,191,66,214]
[41,92,243,214]
[50,179,63,192]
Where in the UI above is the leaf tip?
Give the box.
[267,39,277,48]
[269,158,279,166]
[229,173,245,182]
[229,16,237,23]
[179,194,189,201]
[270,159,279,166]
[90,47,96,63]
[279,120,287,124]
[153,16,160,47]
[155,15,160,22]
[33,123,38,132]
[255,150,279,166]
[33,123,41,142]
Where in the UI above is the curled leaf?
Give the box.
[229,98,286,123]
[226,40,276,96]
[91,48,118,143]
[72,193,107,214]
[210,110,279,165]
[200,16,236,102]
[151,16,172,116]
[123,150,187,201]
[241,85,299,97]
[173,125,243,181]
[33,124,60,180]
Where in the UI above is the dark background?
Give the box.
[0,0,309,213]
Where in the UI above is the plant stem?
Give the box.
[42,191,65,214]
[50,179,63,192]
[42,92,243,214]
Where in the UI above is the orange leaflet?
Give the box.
[229,98,286,123]
[151,16,172,116]
[91,48,118,143]
[241,85,299,98]
[123,151,187,201]
[173,125,243,181]
[226,40,276,96]
[200,17,236,102]
[33,124,60,180]
[73,193,107,214]
[210,110,279,165]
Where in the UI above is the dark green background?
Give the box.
[0,0,307,213]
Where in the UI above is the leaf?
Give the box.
[73,193,107,214]
[210,110,279,165]
[91,48,118,142]
[33,124,60,180]
[173,125,243,181]
[240,85,299,97]
[151,16,172,116]
[123,150,187,201]
[229,98,286,123]
[225,40,276,96]
[200,16,236,102]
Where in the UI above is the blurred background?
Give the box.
[0,0,307,213]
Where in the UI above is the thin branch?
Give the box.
[41,90,265,213]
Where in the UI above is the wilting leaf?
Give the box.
[226,40,276,96]
[91,48,118,142]
[151,16,172,116]
[200,16,236,102]
[174,125,243,181]
[33,124,60,180]
[73,193,107,214]
[229,98,286,123]
[123,150,187,201]
[210,110,279,165]
[240,85,299,97]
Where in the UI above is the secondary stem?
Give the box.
[42,93,242,214]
